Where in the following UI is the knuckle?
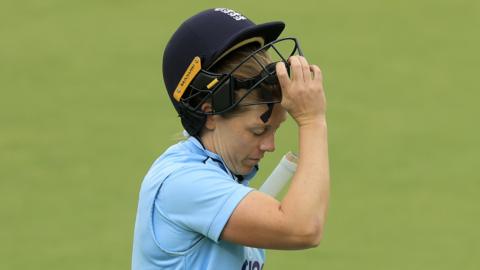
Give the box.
[313,65,321,72]
[277,69,288,77]
[290,55,299,61]
[290,61,301,68]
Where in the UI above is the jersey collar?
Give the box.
[185,135,258,183]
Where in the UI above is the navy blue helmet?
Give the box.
[162,8,302,135]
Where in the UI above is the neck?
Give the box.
[199,132,217,155]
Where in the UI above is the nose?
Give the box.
[259,132,275,152]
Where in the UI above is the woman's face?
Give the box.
[207,104,287,175]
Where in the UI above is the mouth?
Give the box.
[247,157,262,163]
[245,154,264,166]
[250,155,263,160]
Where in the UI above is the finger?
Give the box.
[298,56,311,82]
[310,64,323,83]
[288,56,304,82]
[275,62,290,90]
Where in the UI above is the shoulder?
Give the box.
[143,141,254,242]
[162,141,234,189]
[143,139,213,181]
[142,139,237,198]
[159,160,236,200]
[155,161,253,242]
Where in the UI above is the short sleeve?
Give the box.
[155,165,253,242]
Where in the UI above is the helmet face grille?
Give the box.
[180,37,302,116]
[176,37,302,135]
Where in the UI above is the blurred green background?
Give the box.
[1,0,479,269]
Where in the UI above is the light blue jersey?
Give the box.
[132,136,265,270]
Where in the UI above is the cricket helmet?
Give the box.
[162,8,302,135]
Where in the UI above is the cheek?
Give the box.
[227,127,258,155]
[219,123,246,148]
[233,131,254,152]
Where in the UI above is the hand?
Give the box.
[276,56,326,127]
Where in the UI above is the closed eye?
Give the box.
[251,128,266,136]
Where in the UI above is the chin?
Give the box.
[231,160,258,176]
[236,164,255,176]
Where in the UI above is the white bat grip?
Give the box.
[259,152,298,197]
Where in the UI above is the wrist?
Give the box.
[297,115,327,128]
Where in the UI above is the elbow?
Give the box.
[294,220,324,248]
[304,223,323,248]
[310,230,323,247]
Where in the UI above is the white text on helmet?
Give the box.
[214,8,247,21]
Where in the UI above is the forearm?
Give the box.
[280,116,330,240]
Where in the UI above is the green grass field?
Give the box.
[1,0,479,269]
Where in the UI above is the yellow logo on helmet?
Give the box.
[173,56,202,102]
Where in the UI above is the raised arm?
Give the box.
[221,56,330,249]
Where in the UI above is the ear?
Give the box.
[201,103,216,131]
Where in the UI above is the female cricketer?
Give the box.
[132,8,330,270]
